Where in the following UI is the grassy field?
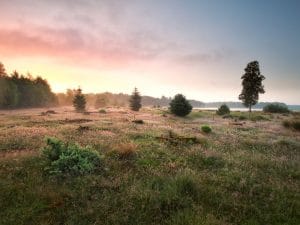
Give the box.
[0,107,299,225]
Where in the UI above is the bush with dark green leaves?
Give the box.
[263,103,289,113]
[42,138,101,176]
[201,125,212,133]
[169,94,192,117]
[216,104,230,115]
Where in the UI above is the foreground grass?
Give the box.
[0,108,299,225]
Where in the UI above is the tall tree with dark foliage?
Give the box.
[239,61,265,114]
[73,87,86,112]
[129,87,142,111]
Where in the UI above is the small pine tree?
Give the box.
[169,94,192,117]
[129,87,142,111]
[73,88,86,112]
[239,61,265,114]
[216,104,230,115]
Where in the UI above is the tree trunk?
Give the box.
[249,105,252,119]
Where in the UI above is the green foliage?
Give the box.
[169,94,193,117]
[201,125,212,133]
[263,103,289,113]
[73,88,86,112]
[239,115,247,120]
[42,138,101,176]
[239,61,265,112]
[216,104,230,115]
[129,87,142,111]
[0,62,57,109]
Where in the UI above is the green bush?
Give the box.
[216,104,230,115]
[169,94,193,117]
[42,138,101,176]
[263,103,289,113]
[239,115,247,120]
[201,125,212,133]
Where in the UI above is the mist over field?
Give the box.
[0,1,299,225]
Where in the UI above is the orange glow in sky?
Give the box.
[0,0,299,104]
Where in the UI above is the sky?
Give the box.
[0,0,299,104]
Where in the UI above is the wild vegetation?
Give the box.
[263,103,290,113]
[73,88,87,112]
[216,104,230,115]
[239,61,265,113]
[0,63,57,109]
[129,87,142,112]
[0,107,299,225]
[169,94,193,117]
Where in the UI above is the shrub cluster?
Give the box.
[42,138,101,176]
[263,103,289,113]
[201,125,212,133]
[216,104,230,115]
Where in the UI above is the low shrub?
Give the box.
[251,115,269,121]
[263,103,289,113]
[99,109,106,114]
[201,125,212,133]
[222,114,234,119]
[216,104,230,115]
[239,115,247,120]
[42,138,101,176]
[283,119,300,131]
[132,119,144,124]
[114,142,138,159]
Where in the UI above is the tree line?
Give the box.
[0,62,57,109]
[1,60,267,117]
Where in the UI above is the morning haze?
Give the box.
[0,1,299,225]
[0,0,299,104]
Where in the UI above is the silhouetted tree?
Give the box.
[73,88,86,112]
[129,87,142,111]
[0,63,57,109]
[239,61,265,114]
[0,62,6,77]
[169,94,192,117]
[0,77,18,108]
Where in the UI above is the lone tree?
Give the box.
[73,87,86,112]
[239,61,265,114]
[169,94,192,117]
[129,87,142,111]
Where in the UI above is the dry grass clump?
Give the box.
[283,119,300,131]
[114,141,138,159]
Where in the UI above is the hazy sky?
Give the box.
[0,0,299,104]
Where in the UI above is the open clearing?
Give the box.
[0,107,299,225]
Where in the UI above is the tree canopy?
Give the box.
[239,61,265,112]
[169,94,192,117]
[0,62,57,109]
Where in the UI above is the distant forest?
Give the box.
[0,62,292,110]
[0,63,57,109]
